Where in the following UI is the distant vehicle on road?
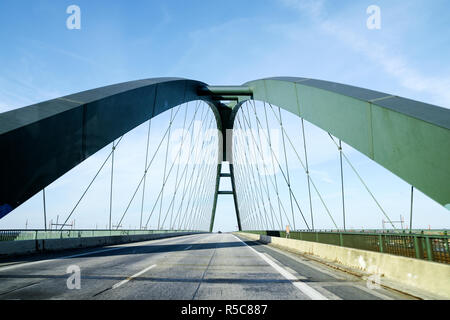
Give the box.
[218,231,222,234]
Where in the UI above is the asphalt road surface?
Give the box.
[0,233,415,300]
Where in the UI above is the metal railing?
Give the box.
[0,229,199,242]
[244,230,450,265]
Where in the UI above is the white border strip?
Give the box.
[233,235,327,300]
[112,264,157,289]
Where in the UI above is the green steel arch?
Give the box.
[225,77,450,210]
[0,78,224,218]
[1,76,449,225]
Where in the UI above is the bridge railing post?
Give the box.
[413,236,420,259]
[425,236,434,261]
[415,236,426,260]
[378,234,384,253]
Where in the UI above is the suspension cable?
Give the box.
[277,104,296,230]
[158,108,175,230]
[60,135,124,230]
[140,118,152,229]
[145,102,208,229]
[172,104,210,230]
[244,101,312,229]
[264,102,338,229]
[109,139,116,230]
[301,118,315,230]
[339,139,346,231]
[162,113,215,229]
[238,107,275,229]
[328,134,396,229]
[235,110,281,230]
[168,103,189,229]
[182,116,217,230]
[115,104,185,229]
[170,102,202,229]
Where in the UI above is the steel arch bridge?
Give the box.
[0,77,449,233]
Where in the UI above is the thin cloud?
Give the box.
[280,0,325,18]
[280,0,450,108]
[310,169,335,184]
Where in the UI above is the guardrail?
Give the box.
[0,229,199,242]
[293,229,449,236]
[244,230,450,265]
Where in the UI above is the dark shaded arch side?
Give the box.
[0,78,222,217]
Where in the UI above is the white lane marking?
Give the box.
[112,264,157,289]
[233,235,328,300]
[307,284,343,300]
[0,234,202,272]
[184,245,193,250]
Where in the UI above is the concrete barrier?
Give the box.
[235,232,450,300]
[0,240,38,256]
[0,232,200,258]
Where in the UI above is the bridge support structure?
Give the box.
[1,77,449,233]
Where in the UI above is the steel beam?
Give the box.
[0,78,222,216]
[231,77,450,210]
[198,86,253,97]
[2,75,449,225]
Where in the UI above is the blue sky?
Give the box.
[0,0,449,231]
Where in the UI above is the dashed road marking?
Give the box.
[112,264,157,289]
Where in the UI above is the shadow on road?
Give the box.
[0,236,262,265]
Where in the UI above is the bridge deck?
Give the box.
[0,233,414,300]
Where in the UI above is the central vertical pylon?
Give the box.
[209,103,242,232]
[198,86,253,232]
[199,86,254,232]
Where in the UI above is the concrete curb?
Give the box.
[0,232,201,258]
[235,232,450,300]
